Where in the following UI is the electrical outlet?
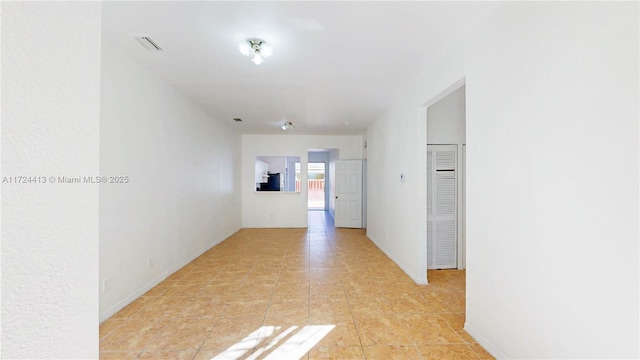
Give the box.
[102,278,111,292]
[147,257,154,267]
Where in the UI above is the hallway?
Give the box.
[99,212,491,359]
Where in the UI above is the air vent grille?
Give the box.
[132,36,163,51]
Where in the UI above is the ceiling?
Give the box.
[102,1,500,135]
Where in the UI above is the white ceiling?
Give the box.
[102,1,500,135]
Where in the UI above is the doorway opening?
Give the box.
[426,85,465,271]
[307,162,326,210]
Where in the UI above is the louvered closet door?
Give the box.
[427,145,457,269]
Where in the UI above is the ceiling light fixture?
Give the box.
[281,121,294,131]
[238,38,273,65]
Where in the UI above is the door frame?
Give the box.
[307,161,327,210]
[418,77,466,285]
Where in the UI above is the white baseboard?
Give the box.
[464,322,505,360]
[366,234,428,285]
[99,228,240,323]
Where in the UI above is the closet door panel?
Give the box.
[427,146,434,268]
[427,144,457,269]
[435,170,456,268]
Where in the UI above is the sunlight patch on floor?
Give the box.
[210,324,335,360]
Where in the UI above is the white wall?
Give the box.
[367,2,638,358]
[285,156,298,192]
[255,159,269,184]
[242,135,362,227]
[427,85,466,144]
[1,2,101,358]
[367,97,426,283]
[258,156,286,175]
[427,86,466,269]
[99,43,242,320]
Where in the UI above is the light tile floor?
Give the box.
[100,211,493,359]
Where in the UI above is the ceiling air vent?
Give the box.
[132,35,163,51]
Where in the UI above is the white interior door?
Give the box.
[334,160,362,228]
[427,145,457,269]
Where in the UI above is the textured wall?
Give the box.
[1,2,101,358]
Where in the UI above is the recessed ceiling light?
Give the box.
[233,118,243,122]
[281,121,294,131]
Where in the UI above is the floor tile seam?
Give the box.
[467,343,487,360]
[361,344,426,360]
[113,296,165,320]
[410,338,473,345]
[360,340,420,347]
[99,320,130,342]
[208,286,240,320]
[387,311,421,350]
[341,281,368,354]
[232,260,257,293]
[306,218,320,295]
[256,275,280,350]
[426,313,470,346]
[97,350,142,360]
[307,269,311,324]
[414,341,478,347]
[190,316,224,360]
[463,342,485,356]
[416,344,458,359]
[274,241,300,287]
[135,319,181,355]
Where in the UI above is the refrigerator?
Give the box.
[259,173,282,191]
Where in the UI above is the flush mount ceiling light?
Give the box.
[238,38,273,65]
[281,121,294,131]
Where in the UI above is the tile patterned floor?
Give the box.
[100,211,493,359]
